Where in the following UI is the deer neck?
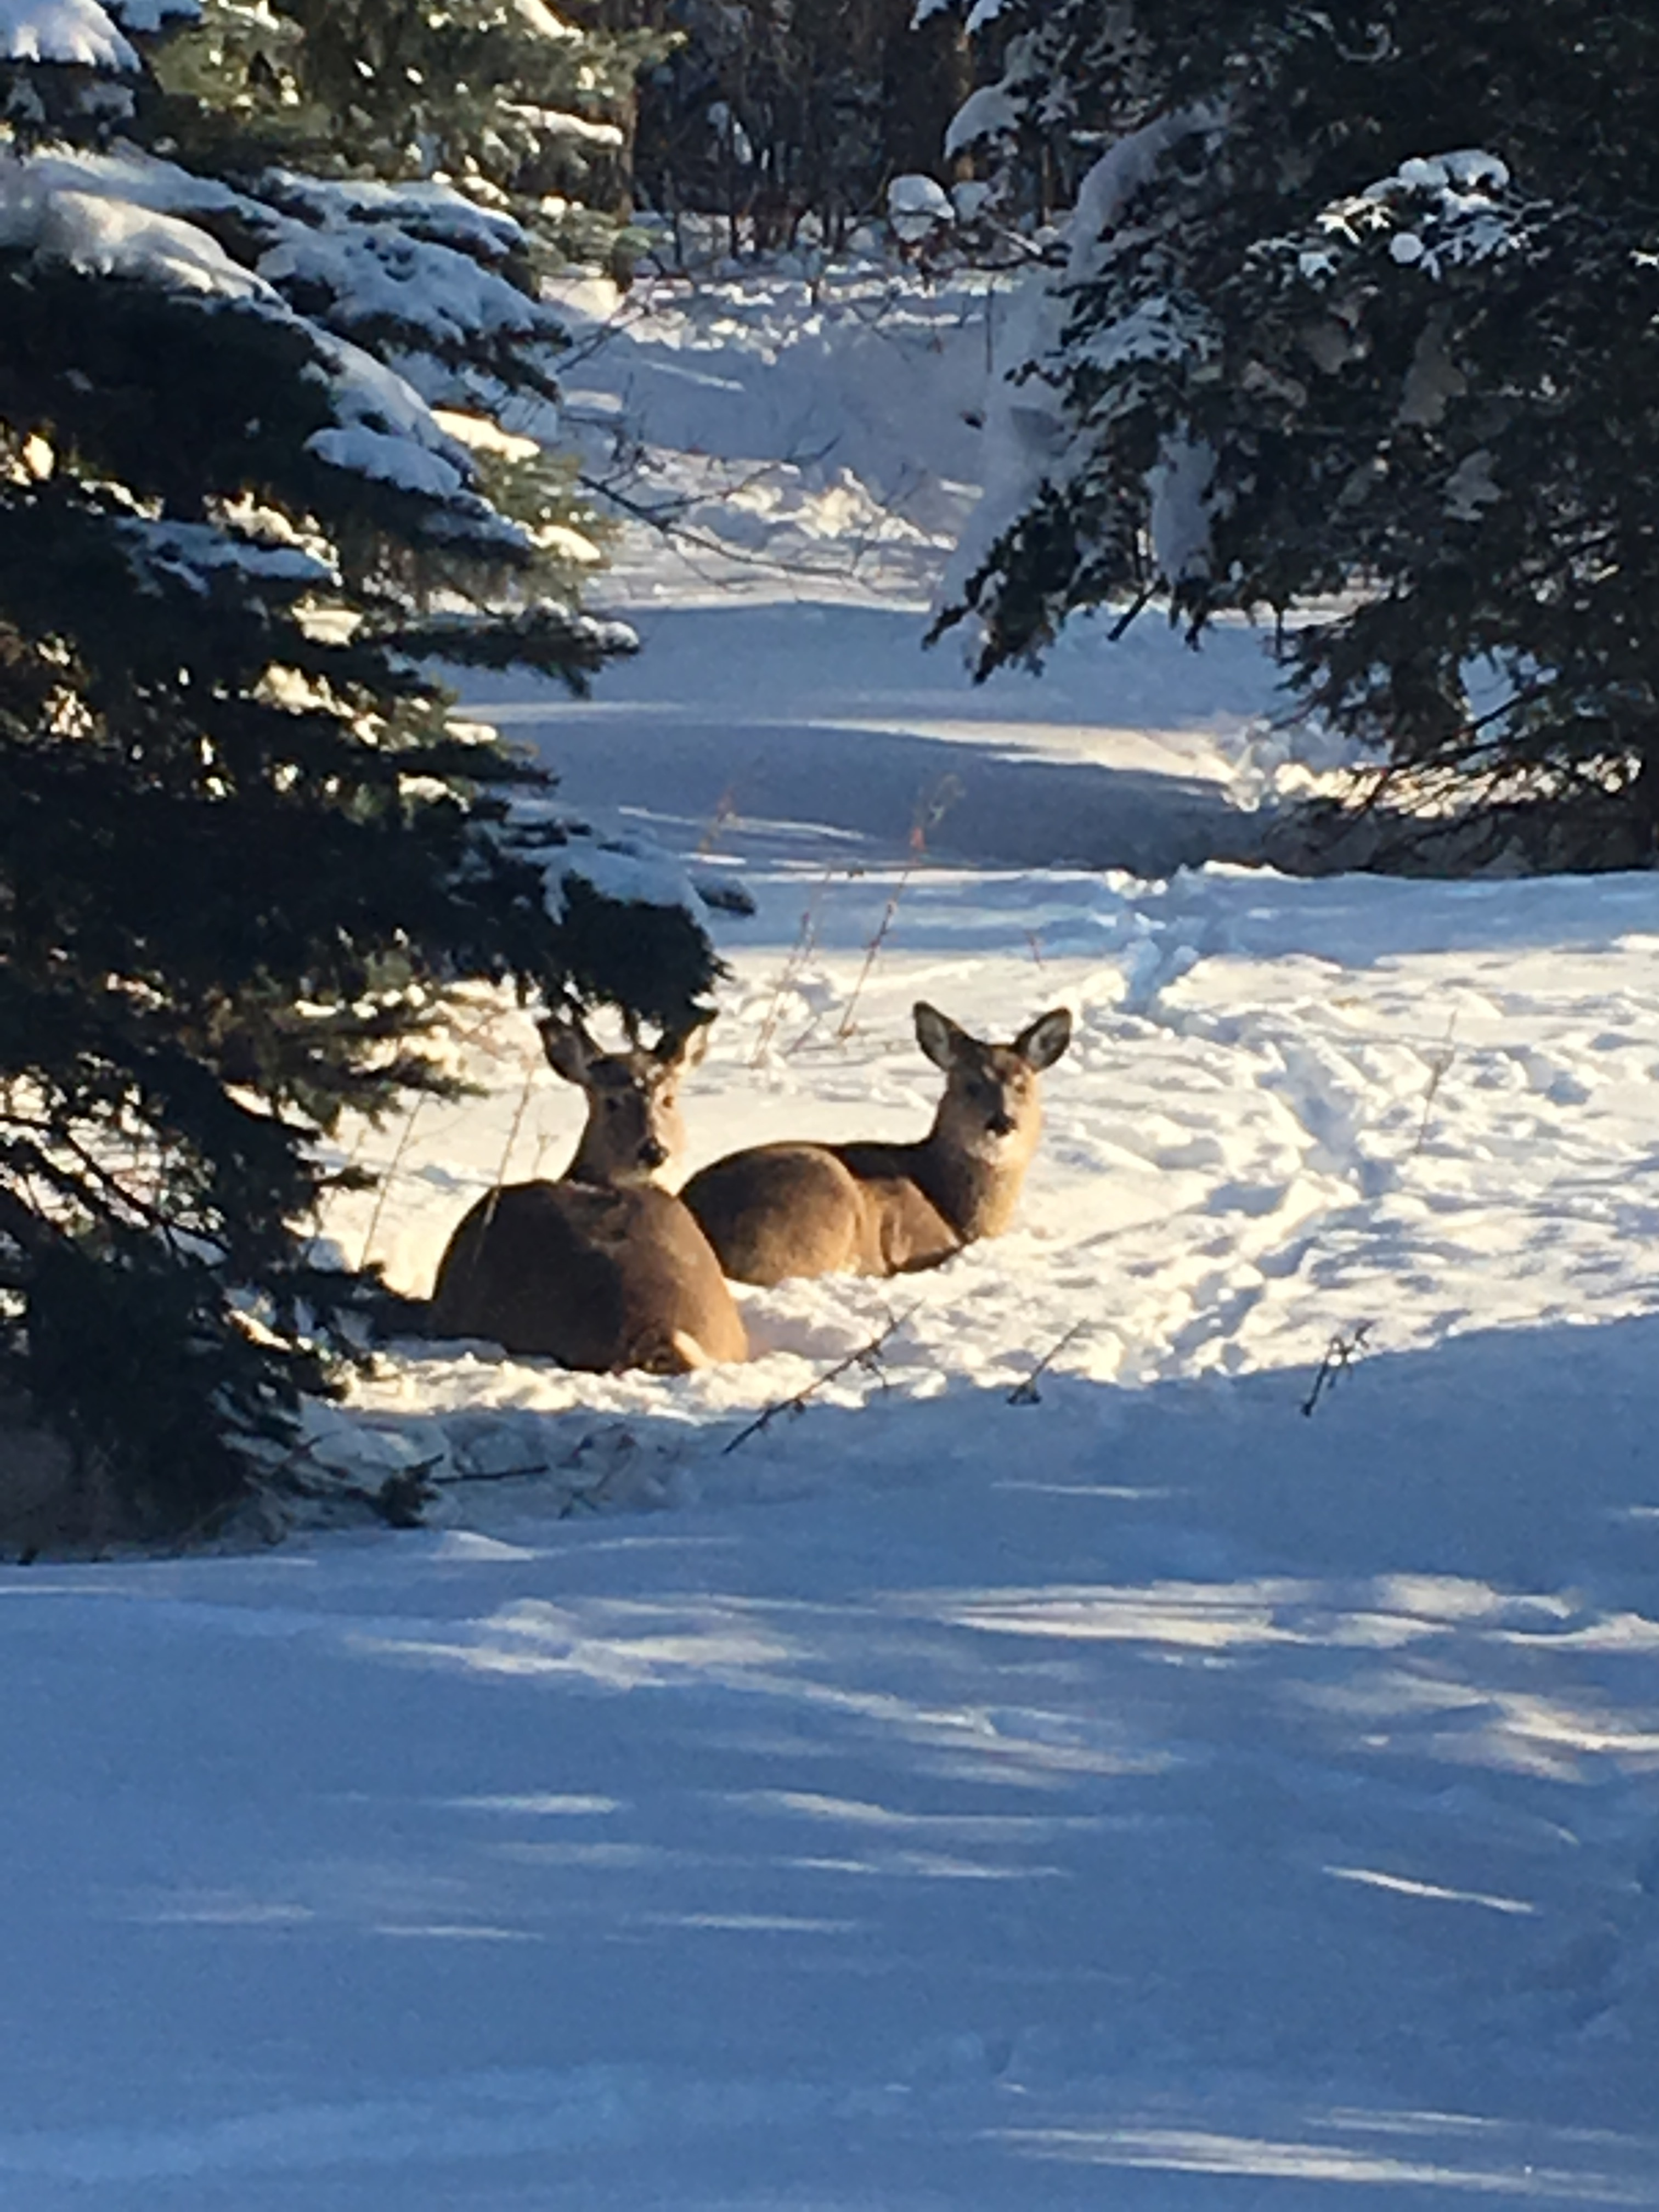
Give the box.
[912,1118,1033,1242]
[564,1127,652,1190]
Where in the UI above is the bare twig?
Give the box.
[356,1096,427,1272]
[578,472,850,581]
[721,1306,916,1454]
[490,1059,539,1190]
[1410,1015,1458,1158]
[1007,1322,1089,1406]
[438,1460,550,1486]
[1300,1321,1374,1417]
[1108,584,1156,642]
[835,774,962,1040]
[835,889,905,1041]
[439,1056,543,1314]
[752,867,836,1065]
[696,782,741,857]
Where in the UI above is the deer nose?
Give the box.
[638,1138,669,1170]
[986,1109,1017,1137]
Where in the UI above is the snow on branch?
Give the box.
[264,172,523,262]
[117,515,336,596]
[945,82,1020,158]
[0,144,539,547]
[472,799,715,937]
[1306,150,1525,282]
[258,218,548,358]
[253,174,571,411]
[0,0,194,68]
[545,825,708,928]
[512,0,579,40]
[1063,108,1216,284]
[12,153,569,414]
[0,0,137,69]
[305,333,509,528]
[496,103,623,148]
[0,163,275,299]
[938,110,1217,629]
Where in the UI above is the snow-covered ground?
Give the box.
[5,259,1659,2209]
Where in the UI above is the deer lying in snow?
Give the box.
[682,1002,1073,1286]
[428,1014,747,1373]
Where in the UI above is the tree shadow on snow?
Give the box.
[7,1312,1659,2209]
[459,600,1273,878]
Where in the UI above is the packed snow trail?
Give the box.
[331,852,1659,1444]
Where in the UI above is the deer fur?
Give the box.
[682,1002,1073,1287]
[429,1014,747,1373]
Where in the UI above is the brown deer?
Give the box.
[682,1002,1073,1286]
[428,1013,748,1373]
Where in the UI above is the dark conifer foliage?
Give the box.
[160,0,663,259]
[630,0,970,253]
[936,3,1659,866]
[0,0,715,1523]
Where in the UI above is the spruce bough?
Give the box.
[938,1,1659,868]
[0,0,713,1526]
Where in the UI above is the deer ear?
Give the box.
[914,1002,972,1070]
[1014,1007,1073,1071]
[538,1013,593,1087]
[657,1014,712,1074]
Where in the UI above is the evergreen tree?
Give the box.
[0,0,716,1526]
[630,0,969,255]
[162,0,662,262]
[936,3,1659,866]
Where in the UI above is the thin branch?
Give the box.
[1410,1017,1458,1158]
[752,868,834,1065]
[1006,1322,1089,1405]
[721,1306,916,1455]
[355,1095,427,1272]
[834,774,962,1040]
[835,873,911,1041]
[1300,1321,1373,1417]
[1108,583,1157,641]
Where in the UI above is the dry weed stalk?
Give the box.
[1300,1321,1374,1417]
[751,867,836,1064]
[355,1096,428,1272]
[722,1306,916,1454]
[1007,1322,1089,1405]
[354,999,543,1272]
[1410,1015,1459,1158]
[697,783,741,857]
[479,1057,540,1214]
[834,773,963,1041]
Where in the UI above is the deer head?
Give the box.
[915,1001,1073,1167]
[538,1011,713,1189]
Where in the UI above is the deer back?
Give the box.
[430,1180,746,1372]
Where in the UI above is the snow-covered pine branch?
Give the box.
[0,0,717,1520]
[934,0,1659,874]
